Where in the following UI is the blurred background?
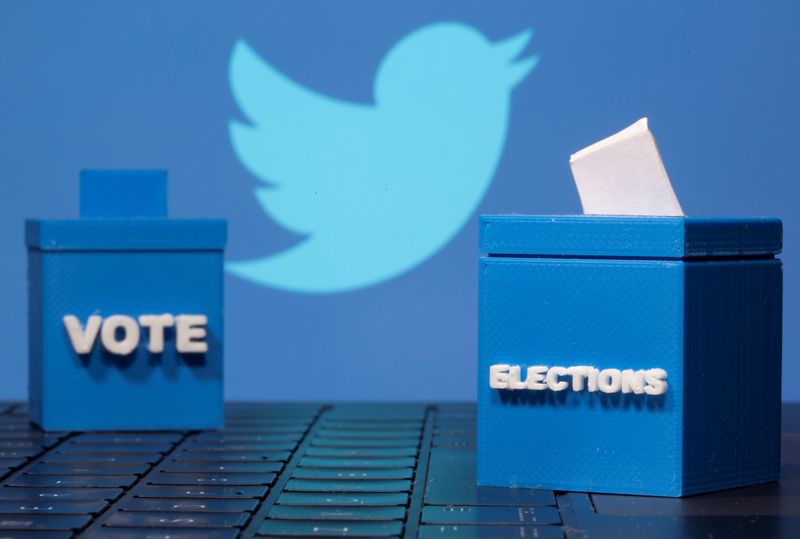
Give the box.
[1,1,797,401]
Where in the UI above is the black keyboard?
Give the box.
[0,402,796,538]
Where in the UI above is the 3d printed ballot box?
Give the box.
[477,215,782,497]
[26,170,226,431]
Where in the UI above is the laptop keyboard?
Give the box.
[0,403,565,538]
[0,402,796,538]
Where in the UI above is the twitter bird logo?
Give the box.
[228,22,538,293]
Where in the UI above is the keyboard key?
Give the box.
[433,432,477,442]
[285,479,411,493]
[162,461,282,474]
[84,529,238,539]
[57,443,172,454]
[421,506,561,525]
[212,426,307,434]
[218,419,309,426]
[0,451,39,460]
[299,457,415,469]
[121,497,258,513]
[149,473,276,486]
[191,434,302,444]
[257,519,402,537]
[326,404,427,421]
[193,432,306,441]
[322,421,422,431]
[425,449,555,507]
[0,513,91,530]
[136,485,268,499]
[71,434,182,445]
[434,425,476,433]
[23,463,150,476]
[87,528,241,539]
[276,493,408,507]
[43,453,161,464]
[0,501,107,514]
[0,433,61,443]
[105,511,249,528]
[418,525,564,538]
[0,441,43,450]
[433,437,474,448]
[0,488,122,501]
[269,505,405,521]
[8,475,137,488]
[0,422,31,432]
[305,448,416,458]
[177,451,291,462]
[186,443,296,452]
[311,438,418,448]
[223,415,312,422]
[0,531,72,538]
[225,403,319,413]
[316,430,421,439]
[293,468,412,480]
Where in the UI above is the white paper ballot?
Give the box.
[569,118,684,216]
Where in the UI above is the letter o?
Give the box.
[598,368,622,394]
[100,315,140,356]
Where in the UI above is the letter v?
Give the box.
[63,315,102,354]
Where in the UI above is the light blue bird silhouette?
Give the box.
[228,22,538,293]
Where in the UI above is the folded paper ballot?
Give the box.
[569,118,684,216]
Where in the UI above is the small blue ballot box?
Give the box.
[477,215,782,497]
[26,170,227,431]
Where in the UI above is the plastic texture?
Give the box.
[477,214,782,497]
[480,215,782,258]
[27,170,227,431]
[79,169,167,218]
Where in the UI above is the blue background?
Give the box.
[1,1,798,401]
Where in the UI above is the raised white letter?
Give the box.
[568,366,592,391]
[176,315,208,354]
[645,368,669,395]
[526,366,548,390]
[598,368,622,393]
[63,315,102,355]
[507,366,527,390]
[546,366,569,391]
[587,368,600,392]
[100,315,140,356]
[489,364,510,389]
[138,314,175,353]
[621,369,647,394]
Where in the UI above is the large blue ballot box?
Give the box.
[477,215,782,496]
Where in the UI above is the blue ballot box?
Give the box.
[477,215,783,497]
[26,170,227,431]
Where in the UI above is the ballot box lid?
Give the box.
[479,215,782,259]
[25,218,227,251]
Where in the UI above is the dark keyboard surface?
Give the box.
[0,402,796,538]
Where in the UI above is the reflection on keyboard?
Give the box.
[0,403,563,538]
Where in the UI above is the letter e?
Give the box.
[489,364,510,389]
[176,315,208,354]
